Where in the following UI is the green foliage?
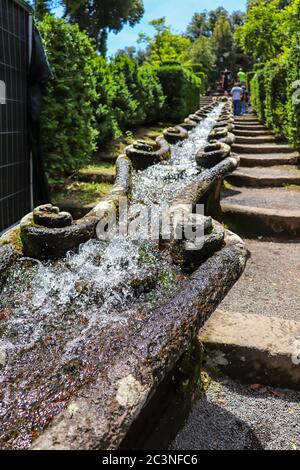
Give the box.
[156,66,201,122]
[184,35,216,79]
[189,66,206,94]
[38,15,98,182]
[37,15,201,181]
[186,7,248,78]
[109,54,145,130]
[60,0,145,55]
[250,71,266,122]
[235,0,287,62]
[285,32,300,148]
[250,35,300,148]
[138,17,191,66]
[30,0,51,19]
[94,55,165,145]
[263,60,287,136]
[94,56,122,143]
[244,0,300,149]
[138,65,165,124]
[212,15,234,71]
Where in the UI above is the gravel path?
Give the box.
[218,238,300,320]
[171,376,300,450]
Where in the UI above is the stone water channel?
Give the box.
[0,105,227,449]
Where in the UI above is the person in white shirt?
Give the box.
[231,83,243,116]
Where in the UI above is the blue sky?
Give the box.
[107,0,247,56]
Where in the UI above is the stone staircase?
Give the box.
[199,113,300,393]
[221,114,300,236]
[199,95,214,107]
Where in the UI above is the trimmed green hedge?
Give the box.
[189,64,207,94]
[38,17,203,180]
[94,57,165,145]
[250,33,300,149]
[38,15,98,182]
[156,66,201,122]
[286,33,300,149]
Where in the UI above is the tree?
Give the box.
[138,18,191,66]
[212,14,234,71]
[185,35,216,77]
[30,0,52,19]
[186,12,210,40]
[235,0,286,62]
[207,7,229,32]
[61,0,145,56]
[230,10,245,28]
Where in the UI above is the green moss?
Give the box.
[0,227,23,254]
[83,163,116,174]
[175,341,204,401]
[223,180,234,190]
[52,181,113,206]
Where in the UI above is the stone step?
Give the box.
[234,129,272,137]
[239,153,300,167]
[235,117,260,124]
[234,124,266,131]
[232,143,293,154]
[221,186,300,235]
[227,165,300,188]
[199,310,300,390]
[77,168,115,184]
[235,135,275,145]
[93,153,118,164]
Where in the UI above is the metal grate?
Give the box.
[0,0,31,233]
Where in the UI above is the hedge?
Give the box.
[38,17,203,180]
[250,32,300,149]
[156,66,202,122]
[286,33,300,149]
[38,15,98,182]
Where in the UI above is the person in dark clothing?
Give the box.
[241,85,250,114]
[222,69,230,92]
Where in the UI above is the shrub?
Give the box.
[38,15,98,182]
[137,66,165,124]
[109,54,144,130]
[156,66,201,122]
[250,70,266,122]
[250,34,300,149]
[263,60,287,137]
[285,33,300,149]
[188,64,206,94]
[94,56,122,144]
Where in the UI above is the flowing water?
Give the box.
[0,105,222,449]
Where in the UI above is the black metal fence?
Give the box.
[0,0,31,233]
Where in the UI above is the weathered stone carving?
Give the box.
[19,156,132,260]
[125,136,170,170]
[163,125,188,144]
[33,204,73,228]
[214,121,235,132]
[188,114,203,123]
[20,208,98,260]
[181,119,198,131]
[196,141,231,169]
[208,127,235,146]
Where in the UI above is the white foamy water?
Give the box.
[0,105,223,362]
[0,104,225,449]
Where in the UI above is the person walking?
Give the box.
[241,85,250,114]
[222,69,230,92]
[231,82,243,116]
[237,67,246,86]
